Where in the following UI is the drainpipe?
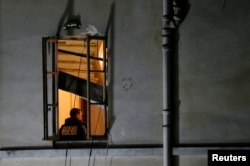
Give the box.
[162,1,175,165]
[162,1,189,166]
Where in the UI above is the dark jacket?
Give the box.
[59,117,86,140]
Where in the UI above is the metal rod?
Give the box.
[87,37,91,139]
[58,49,104,61]
[42,37,48,140]
[52,41,57,137]
[55,40,59,137]
[103,36,108,137]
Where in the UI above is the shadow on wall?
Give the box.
[55,0,77,37]
[105,2,116,133]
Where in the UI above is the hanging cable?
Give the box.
[64,145,68,166]
[87,105,102,166]
[73,41,85,107]
[63,39,85,166]
[61,37,109,166]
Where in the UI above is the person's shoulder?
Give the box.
[65,118,80,125]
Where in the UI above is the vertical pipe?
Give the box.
[162,1,189,166]
[162,1,174,166]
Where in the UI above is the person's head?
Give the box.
[70,108,82,121]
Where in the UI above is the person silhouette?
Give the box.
[59,108,86,140]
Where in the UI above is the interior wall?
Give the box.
[58,90,81,128]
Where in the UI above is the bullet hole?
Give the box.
[121,77,133,90]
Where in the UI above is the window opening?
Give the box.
[42,35,108,142]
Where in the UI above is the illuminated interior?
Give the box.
[57,38,106,137]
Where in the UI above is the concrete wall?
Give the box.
[0,156,163,166]
[179,0,250,143]
[0,148,163,166]
[109,0,163,144]
[1,0,250,166]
